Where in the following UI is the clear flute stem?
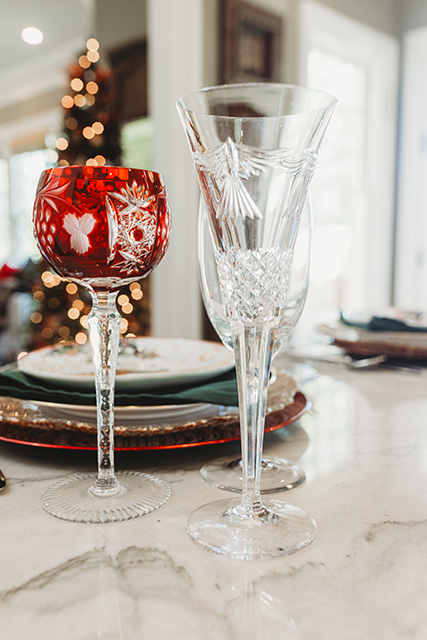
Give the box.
[87,290,122,497]
[232,322,276,516]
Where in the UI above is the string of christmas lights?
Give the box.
[56,37,121,167]
[26,262,149,351]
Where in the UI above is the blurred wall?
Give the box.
[399,0,427,32]
[316,0,401,35]
[94,0,147,51]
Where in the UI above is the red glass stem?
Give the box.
[87,290,121,497]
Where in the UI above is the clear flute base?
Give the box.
[186,497,316,560]
[200,456,306,494]
[41,471,171,523]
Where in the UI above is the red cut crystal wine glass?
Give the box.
[33,165,171,523]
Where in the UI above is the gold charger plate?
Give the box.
[0,371,308,451]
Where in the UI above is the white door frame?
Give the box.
[298,0,399,312]
[395,26,427,310]
[148,0,204,338]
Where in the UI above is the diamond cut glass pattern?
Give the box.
[216,247,294,324]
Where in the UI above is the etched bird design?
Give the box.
[194,138,318,222]
[195,138,263,220]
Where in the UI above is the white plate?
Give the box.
[18,337,235,390]
[31,399,223,426]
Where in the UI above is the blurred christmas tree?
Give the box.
[20,38,152,353]
[19,257,150,353]
[56,38,121,167]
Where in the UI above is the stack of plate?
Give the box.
[317,322,427,359]
[0,337,307,450]
[16,337,235,426]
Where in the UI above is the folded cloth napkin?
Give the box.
[0,368,238,407]
[340,312,427,333]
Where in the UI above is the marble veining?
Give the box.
[1,364,427,639]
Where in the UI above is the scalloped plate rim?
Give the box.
[17,337,235,390]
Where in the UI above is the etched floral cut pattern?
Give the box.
[33,169,170,283]
[63,213,96,254]
[106,181,158,275]
[34,180,69,263]
[195,137,318,222]
[216,247,294,325]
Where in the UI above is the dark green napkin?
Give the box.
[340,312,427,333]
[0,368,238,407]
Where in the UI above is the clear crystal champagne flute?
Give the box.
[33,165,171,523]
[198,197,311,493]
[177,83,336,559]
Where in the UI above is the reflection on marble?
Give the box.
[1,366,427,639]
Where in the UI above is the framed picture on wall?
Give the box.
[220,0,283,83]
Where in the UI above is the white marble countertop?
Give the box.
[1,361,426,639]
